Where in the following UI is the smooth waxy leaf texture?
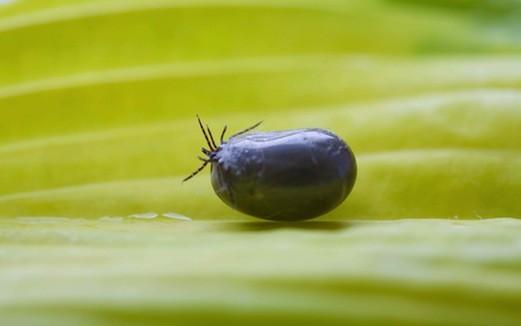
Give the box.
[1,0,521,325]
[2,218,521,326]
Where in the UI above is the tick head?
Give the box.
[182,115,227,182]
[183,115,262,182]
[201,146,220,162]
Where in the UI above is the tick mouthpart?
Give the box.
[201,146,221,160]
[209,150,220,161]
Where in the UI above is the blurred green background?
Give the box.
[1,0,521,325]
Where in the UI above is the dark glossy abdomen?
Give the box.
[211,129,357,221]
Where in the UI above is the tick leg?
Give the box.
[230,121,263,138]
[201,147,212,156]
[206,124,217,149]
[220,125,228,144]
[182,160,210,182]
[196,115,215,151]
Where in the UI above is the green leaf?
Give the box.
[2,218,521,325]
[1,0,521,325]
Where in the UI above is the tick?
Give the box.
[184,116,357,221]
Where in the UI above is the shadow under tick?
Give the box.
[218,221,351,232]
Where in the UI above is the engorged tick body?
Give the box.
[184,116,357,221]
